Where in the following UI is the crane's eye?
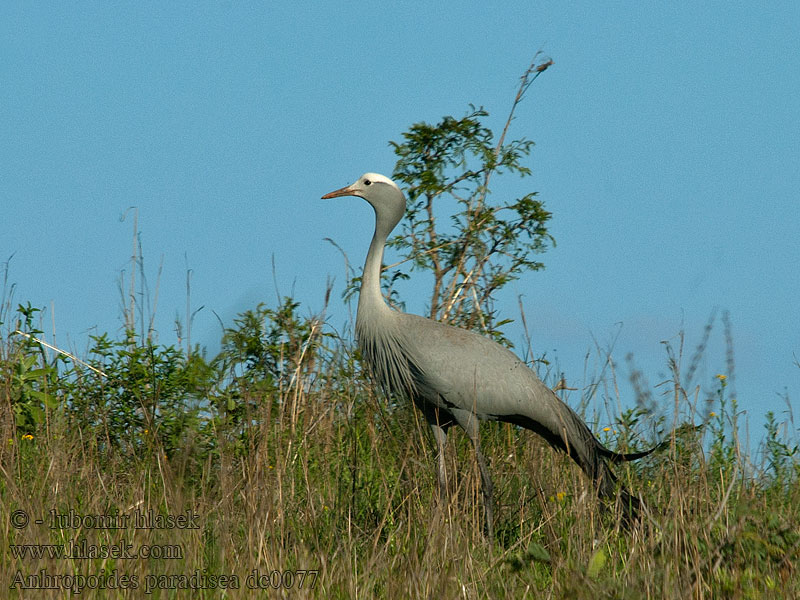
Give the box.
[364,179,372,186]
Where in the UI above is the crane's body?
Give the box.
[323,172,655,536]
[365,308,566,421]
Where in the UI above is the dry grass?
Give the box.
[2,354,798,600]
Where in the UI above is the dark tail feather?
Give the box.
[599,437,670,464]
[506,394,666,524]
[547,399,661,520]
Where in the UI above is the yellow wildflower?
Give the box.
[603,427,611,432]
[556,491,566,502]
[22,434,34,441]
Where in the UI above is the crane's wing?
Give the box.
[395,313,660,489]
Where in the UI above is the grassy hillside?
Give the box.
[2,298,798,599]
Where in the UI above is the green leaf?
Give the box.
[21,367,51,381]
[526,541,551,563]
[29,389,59,409]
[19,354,38,372]
[587,547,607,579]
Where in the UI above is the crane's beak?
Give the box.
[321,183,358,200]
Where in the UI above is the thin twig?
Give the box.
[483,52,553,199]
[12,330,107,378]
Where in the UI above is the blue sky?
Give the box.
[4,2,799,449]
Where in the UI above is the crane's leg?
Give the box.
[451,408,494,540]
[430,422,449,498]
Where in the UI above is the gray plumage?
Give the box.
[323,172,656,536]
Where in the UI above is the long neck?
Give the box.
[357,204,401,325]
[358,224,391,319]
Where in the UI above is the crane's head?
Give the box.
[322,173,406,233]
